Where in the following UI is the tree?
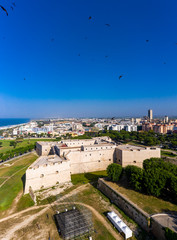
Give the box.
[125,165,143,192]
[169,176,177,200]
[107,163,122,182]
[0,142,2,147]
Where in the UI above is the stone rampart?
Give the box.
[97,178,150,231]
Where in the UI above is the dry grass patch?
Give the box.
[105,180,177,214]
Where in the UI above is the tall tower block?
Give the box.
[148,109,153,121]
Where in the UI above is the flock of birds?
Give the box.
[0,9,174,81]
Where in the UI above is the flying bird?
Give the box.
[24,78,26,80]
[12,2,16,7]
[119,75,123,80]
[51,38,55,42]
[146,40,149,43]
[0,5,8,16]
[88,16,92,20]
[163,62,166,64]
[105,55,109,58]
[105,24,111,27]
[78,54,80,56]
[11,6,14,11]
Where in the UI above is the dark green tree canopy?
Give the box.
[107,163,122,182]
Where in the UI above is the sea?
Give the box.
[0,118,30,128]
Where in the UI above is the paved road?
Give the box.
[0,151,35,167]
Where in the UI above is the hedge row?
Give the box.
[0,144,35,162]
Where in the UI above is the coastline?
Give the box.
[0,119,31,131]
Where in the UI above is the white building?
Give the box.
[125,125,137,132]
[107,211,132,239]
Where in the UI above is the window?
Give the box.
[98,160,100,162]
[40,174,44,178]
[56,171,59,174]
[90,154,91,156]
[133,161,136,163]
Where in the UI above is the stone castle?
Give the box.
[24,137,160,194]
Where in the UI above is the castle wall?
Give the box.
[24,160,71,194]
[36,142,55,156]
[61,139,95,147]
[115,147,161,168]
[98,178,150,231]
[67,147,116,174]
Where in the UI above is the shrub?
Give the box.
[107,163,122,182]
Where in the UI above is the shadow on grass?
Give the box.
[21,173,26,193]
[84,172,108,183]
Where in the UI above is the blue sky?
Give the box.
[0,0,177,117]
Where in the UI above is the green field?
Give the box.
[0,138,55,154]
[161,150,177,158]
[0,153,37,215]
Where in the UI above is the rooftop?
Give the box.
[29,155,64,168]
[36,141,59,146]
[117,144,147,151]
[61,139,94,142]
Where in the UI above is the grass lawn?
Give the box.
[161,150,177,158]
[71,170,108,185]
[16,194,35,212]
[104,179,177,214]
[0,153,37,214]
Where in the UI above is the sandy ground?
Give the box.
[0,184,122,240]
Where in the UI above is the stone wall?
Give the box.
[97,178,176,240]
[25,160,71,194]
[150,217,166,240]
[97,178,150,231]
[61,139,95,147]
[67,148,116,174]
[115,147,161,168]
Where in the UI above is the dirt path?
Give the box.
[1,207,50,240]
[1,202,121,240]
[0,184,88,223]
[0,184,121,240]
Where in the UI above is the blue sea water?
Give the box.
[0,118,30,127]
